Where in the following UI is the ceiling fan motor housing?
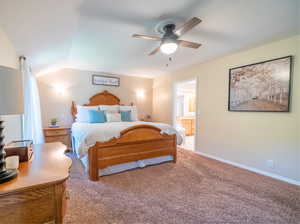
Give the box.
[163,24,178,40]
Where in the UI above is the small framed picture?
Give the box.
[228,56,292,112]
[92,75,120,87]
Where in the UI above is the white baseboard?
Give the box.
[194,151,300,187]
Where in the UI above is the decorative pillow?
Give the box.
[120,110,132,122]
[106,112,122,122]
[88,110,106,123]
[99,105,120,113]
[120,106,138,121]
[76,105,99,123]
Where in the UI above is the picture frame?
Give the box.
[92,75,120,87]
[228,56,292,112]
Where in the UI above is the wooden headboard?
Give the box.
[71,90,121,121]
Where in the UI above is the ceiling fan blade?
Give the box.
[174,17,202,37]
[178,40,202,49]
[132,34,162,41]
[148,47,160,56]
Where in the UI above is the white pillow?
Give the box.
[76,105,99,123]
[99,105,120,113]
[120,105,138,121]
[106,112,122,122]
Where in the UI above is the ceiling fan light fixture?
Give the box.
[160,41,178,55]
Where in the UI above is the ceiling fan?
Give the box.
[132,17,202,56]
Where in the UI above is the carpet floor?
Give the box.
[64,149,300,224]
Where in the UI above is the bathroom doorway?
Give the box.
[174,79,197,151]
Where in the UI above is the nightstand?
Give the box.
[44,126,71,151]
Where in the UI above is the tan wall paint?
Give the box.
[153,35,300,182]
[38,68,153,126]
[0,27,22,144]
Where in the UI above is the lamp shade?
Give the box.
[0,65,24,115]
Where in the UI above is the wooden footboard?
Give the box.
[88,125,177,181]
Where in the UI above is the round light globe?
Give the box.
[160,42,178,55]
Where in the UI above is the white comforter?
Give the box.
[72,121,183,158]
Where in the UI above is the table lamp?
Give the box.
[0,65,24,183]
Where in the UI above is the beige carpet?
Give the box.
[64,149,300,224]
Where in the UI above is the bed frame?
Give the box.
[71,90,177,181]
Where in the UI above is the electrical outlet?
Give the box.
[266,160,274,168]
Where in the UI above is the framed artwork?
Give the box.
[92,75,120,87]
[228,56,292,112]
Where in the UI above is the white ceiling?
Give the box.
[0,0,299,77]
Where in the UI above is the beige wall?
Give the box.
[0,27,22,144]
[153,35,300,182]
[0,28,18,69]
[38,68,153,126]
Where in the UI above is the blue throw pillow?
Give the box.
[88,110,106,123]
[120,110,132,122]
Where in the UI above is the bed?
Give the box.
[71,90,182,181]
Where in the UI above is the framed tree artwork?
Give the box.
[228,56,292,112]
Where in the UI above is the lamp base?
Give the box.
[0,169,18,184]
[0,118,18,184]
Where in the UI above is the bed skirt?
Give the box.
[80,155,174,177]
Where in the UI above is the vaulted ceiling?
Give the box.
[0,0,299,77]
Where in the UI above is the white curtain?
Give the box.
[20,57,44,144]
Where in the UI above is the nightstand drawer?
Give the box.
[44,129,68,137]
[45,136,67,143]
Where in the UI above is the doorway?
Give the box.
[174,79,197,151]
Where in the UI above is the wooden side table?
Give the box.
[0,143,72,224]
[44,126,71,151]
